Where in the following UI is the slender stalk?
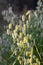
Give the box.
[30,43,33,65]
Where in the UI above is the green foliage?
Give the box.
[0,0,43,65]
